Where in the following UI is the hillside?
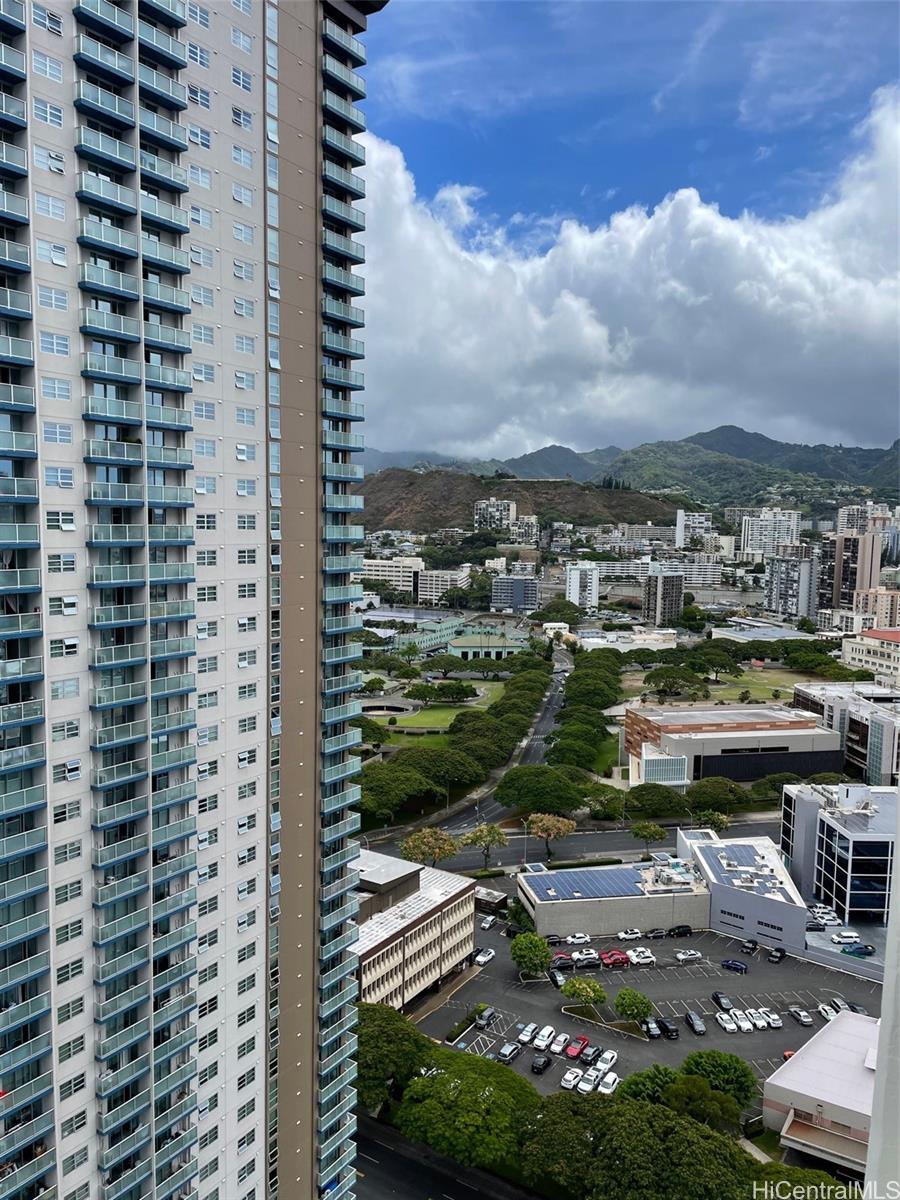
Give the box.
[354,469,677,532]
[686,425,890,483]
[361,442,621,481]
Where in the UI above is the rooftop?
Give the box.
[692,836,806,906]
[355,850,473,957]
[859,628,900,643]
[635,704,816,729]
[356,848,419,890]
[766,1011,879,1117]
[786,783,898,839]
[519,856,708,904]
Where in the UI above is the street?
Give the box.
[356,1133,499,1200]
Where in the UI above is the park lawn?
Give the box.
[749,1129,784,1161]
[708,667,818,701]
[621,671,646,698]
[393,681,506,730]
[593,734,620,776]
[386,731,451,749]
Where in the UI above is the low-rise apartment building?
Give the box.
[854,588,900,628]
[491,575,539,613]
[842,628,900,683]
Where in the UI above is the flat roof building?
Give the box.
[491,574,539,614]
[642,565,685,627]
[792,681,900,785]
[843,628,900,684]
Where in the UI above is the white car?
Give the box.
[549,1032,571,1055]
[831,931,861,944]
[626,948,655,965]
[617,929,642,941]
[480,915,496,931]
[759,1007,783,1029]
[518,1022,539,1045]
[474,948,495,966]
[818,1003,838,1022]
[560,1067,583,1090]
[715,1011,738,1033]
[565,932,591,945]
[532,1025,555,1051]
[731,1010,754,1033]
[596,1071,620,1096]
[571,949,600,966]
[597,1049,618,1072]
[745,1008,769,1031]
[675,949,702,963]
[576,1067,604,1094]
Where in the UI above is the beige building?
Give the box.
[854,587,900,628]
[843,629,900,683]
[359,555,425,593]
[417,563,472,604]
[356,851,474,1009]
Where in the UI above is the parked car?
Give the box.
[712,991,734,1011]
[740,939,759,954]
[475,948,495,966]
[657,1018,680,1040]
[667,924,693,937]
[474,1006,496,1029]
[831,931,861,944]
[731,1009,753,1033]
[758,1007,782,1029]
[818,1003,838,1022]
[599,949,629,968]
[842,944,876,958]
[745,1008,768,1031]
[518,1022,539,1045]
[548,968,567,989]
[596,1071,620,1096]
[642,1017,661,1039]
[849,1003,869,1015]
[566,932,591,945]
[685,1010,706,1035]
[645,928,667,940]
[675,949,702,963]
[560,1067,583,1090]
[550,1032,571,1055]
[572,949,600,967]
[767,946,786,963]
[597,1049,618,1072]
[533,1025,556,1050]
[498,1042,521,1063]
[550,953,576,971]
[544,933,562,946]
[617,928,641,941]
[626,947,656,965]
[480,915,497,931]
[721,958,748,974]
[788,1006,813,1026]
[831,997,850,1012]
[579,1044,602,1067]
[531,1053,552,1074]
[821,915,843,926]
[715,1011,738,1033]
[566,1035,591,1060]
[577,1067,604,1094]
[806,920,825,932]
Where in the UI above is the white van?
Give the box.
[830,930,861,944]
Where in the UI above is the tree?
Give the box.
[398,641,420,665]
[509,931,552,976]
[737,688,752,703]
[391,747,485,793]
[359,763,437,821]
[404,683,441,705]
[463,822,508,869]
[494,765,581,818]
[662,1073,741,1134]
[350,715,389,747]
[399,827,461,868]
[681,1050,759,1110]
[643,665,705,700]
[356,1002,434,1111]
[752,1162,846,1196]
[588,783,624,822]
[519,1093,598,1199]
[689,649,744,681]
[394,1048,539,1172]
[436,680,477,703]
[544,737,596,771]
[614,988,653,1023]
[631,821,667,856]
[359,675,386,695]
[560,975,607,1007]
[686,777,745,813]
[528,812,576,859]
[425,653,461,678]
[617,1063,681,1104]
[394,662,420,680]
[694,809,731,834]
[626,782,689,818]
[796,616,817,633]
[749,772,801,803]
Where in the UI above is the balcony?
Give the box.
[323,124,366,167]
[101,1159,153,1200]
[138,62,187,110]
[321,759,361,789]
[78,216,139,259]
[323,364,365,393]
[323,228,365,265]
[0,910,50,952]
[323,613,363,635]
[0,94,24,134]
[0,744,45,780]
[0,656,43,684]
[0,477,36,504]
[75,125,136,173]
[322,397,364,424]
[96,1015,151,1061]
[90,719,149,752]
[84,437,144,466]
[150,922,195,959]
[94,906,150,947]
[147,525,193,547]
[149,672,195,700]
[0,991,51,1038]
[74,0,135,42]
[153,1157,197,1200]
[152,886,195,922]
[0,41,25,82]
[0,522,38,549]
[86,523,145,547]
[90,679,147,708]
[75,32,134,83]
[0,1148,54,1198]
[0,186,27,219]
[0,290,30,322]
[0,432,34,464]
[95,1049,150,1095]
[153,1055,196,1098]
[139,107,187,151]
[323,493,364,513]
[139,148,188,192]
[323,262,365,296]
[98,1124,151,1173]
[323,18,366,65]
[322,701,362,729]
[97,1086,151,1134]
[150,745,196,775]
[93,871,149,907]
[138,18,186,68]
[90,759,150,790]
[88,563,146,589]
[322,430,364,455]
[323,555,364,575]
[154,1124,196,1169]
[151,780,195,811]
[143,362,191,391]
[74,79,136,128]
[86,481,145,506]
[142,277,190,312]
[323,159,366,200]
[0,236,28,273]
[321,816,362,852]
[91,793,149,826]
[322,196,366,236]
[148,562,194,585]
[151,814,196,848]
[322,55,366,100]
[79,262,141,301]
[0,0,25,34]
[0,568,39,595]
[80,309,142,343]
[140,235,189,273]
[90,642,147,669]
[81,351,141,384]
[145,400,192,426]
[146,485,193,508]
[319,980,358,1023]
[89,602,147,628]
[0,703,43,735]
[323,330,365,359]
[0,612,40,638]
[322,296,365,328]
[153,1090,197,1136]
[76,171,137,215]
[322,459,364,482]
[152,850,196,886]
[322,88,365,133]
[140,193,189,233]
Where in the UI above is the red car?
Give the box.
[565,1035,590,1060]
[600,949,629,968]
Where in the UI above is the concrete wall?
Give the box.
[517,882,711,937]
[708,882,808,950]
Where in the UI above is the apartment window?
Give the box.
[236,1033,255,1055]
[237,1067,255,1090]
[237,649,257,668]
[55,881,82,905]
[232,183,253,207]
[45,467,75,489]
[198,1029,218,1053]
[237,1097,255,1120]
[198,930,218,952]
[188,1,210,25]
[237,846,256,866]
[232,66,252,92]
[197,724,218,746]
[60,1111,87,1139]
[232,106,252,130]
[194,476,216,495]
[234,299,255,321]
[191,286,214,309]
[188,83,211,109]
[65,1185,90,1200]
[233,0,251,12]
[35,192,65,220]
[232,221,253,245]
[199,1157,218,1182]
[33,49,63,80]
[43,420,72,444]
[198,1128,219,1153]
[198,793,219,815]
[234,371,255,390]
[194,436,215,456]
[233,410,256,431]
[237,582,256,599]
[237,717,257,737]
[58,1035,84,1065]
[196,619,218,639]
[197,759,218,780]
[188,124,211,150]
[62,1147,89,1176]
[42,377,71,401]
[49,637,78,658]
[236,514,257,532]
[33,143,66,174]
[190,244,214,268]
[198,995,218,1019]
[237,879,256,900]
[189,163,211,189]
[237,814,256,833]
[197,1059,218,1083]
[233,259,254,280]
[37,239,66,266]
[46,511,76,530]
[192,324,214,347]
[56,920,82,947]
[54,840,81,864]
[197,862,218,884]
[235,443,255,463]
[237,782,257,804]
[193,363,215,385]
[51,719,79,742]
[198,828,218,850]
[51,678,79,702]
[56,958,84,985]
[237,1129,255,1154]
[237,684,257,702]
[57,997,84,1024]
[59,1073,86,1102]
[188,42,210,68]
[33,4,63,34]
[196,551,217,569]
[197,586,218,604]
[52,761,81,783]
[34,98,64,127]
[194,400,215,421]
[197,691,218,711]
[40,332,69,356]
[190,204,213,229]
[53,799,80,823]
[231,27,252,52]
[237,942,256,964]
[48,552,76,573]
[232,145,253,168]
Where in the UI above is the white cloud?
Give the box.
[360,87,899,457]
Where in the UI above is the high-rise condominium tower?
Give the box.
[0,2,381,1199]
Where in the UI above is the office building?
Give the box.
[0,3,384,1199]
[626,705,842,788]
[358,555,423,595]
[764,555,819,618]
[490,574,538,614]
[641,565,684,627]
[781,782,897,922]
[674,508,712,548]
[792,681,900,785]
[854,587,900,628]
[355,850,474,1010]
[447,632,526,661]
[740,508,801,557]
[416,564,471,605]
[818,532,883,612]
[473,497,516,531]
[842,628,900,683]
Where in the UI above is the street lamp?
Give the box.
[521,817,530,866]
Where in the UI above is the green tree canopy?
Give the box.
[694,809,731,833]
[391,746,486,791]
[631,820,668,855]
[643,665,705,700]
[509,931,552,976]
[749,772,802,802]
[681,1050,759,1110]
[686,777,746,813]
[350,714,389,747]
[463,822,508,869]
[544,737,597,771]
[359,762,438,821]
[627,782,689,818]
[617,1063,681,1104]
[560,975,607,1007]
[356,1002,435,1111]
[494,765,582,817]
[424,653,462,678]
[614,988,653,1023]
[399,827,461,867]
[662,1073,741,1134]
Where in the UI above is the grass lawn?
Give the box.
[392,681,506,730]
[386,731,451,749]
[593,734,620,776]
[622,667,821,704]
[750,1129,784,1161]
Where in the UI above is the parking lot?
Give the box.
[418,923,883,1110]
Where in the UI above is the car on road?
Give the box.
[550,953,576,971]
[597,1049,618,1072]
[596,1071,620,1096]
[547,968,567,989]
[626,947,656,965]
[657,1018,680,1040]
[531,1053,552,1074]
[667,924,693,937]
[831,931,861,944]
[518,1022,539,1045]
[685,1011,706,1035]
[722,958,748,974]
[642,1017,662,1039]
[475,948,495,966]
[544,933,562,946]
[566,932,591,945]
[767,947,786,963]
[788,1006,813,1026]
[498,1042,521,1063]
[849,1003,869,1014]
[577,1067,604,1094]
[617,928,642,940]
[572,949,600,967]
[745,1008,768,1031]
[715,1011,738,1033]
[759,1007,783,1029]
[831,997,850,1012]
[818,1003,838,1022]
[579,1045,602,1066]
[675,949,703,963]
[740,939,759,954]
[731,1009,754,1033]
[599,949,629,968]
[480,916,497,931]
[645,928,666,940]
[842,944,876,958]
[560,1067,583,1090]
[533,1025,556,1051]
[712,991,734,1011]
[550,1032,571,1055]
[566,1035,591,1060]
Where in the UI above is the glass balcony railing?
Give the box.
[322,55,366,100]
[143,362,191,390]
[97,1086,151,1134]
[81,352,142,383]
[323,124,366,166]
[138,62,187,109]
[322,195,366,232]
[75,125,137,171]
[137,18,186,68]
[74,33,135,83]
[139,148,188,191]
[322,261,365,295]
[76,171,137,214]
[90,642,147,667]
[0,430,35,456]
[101,1158,153,1200]
[149,708,195,735]
[90,762,150,791]
[90,719,149,750]
[83,395,143,424]
[0,612,40,636]
[140,194,190,233]
[93,870,149,908]
[94,906,150,946]
[146,485,193,507]
[86,482,145,506]
[0,382,34,411]
[140,235,189,272]
[0,655,42,682]
[141,277,190,311]
[89,602,147,626]
[90,679,148,708]
[322,88,365,132]
[92,833,150,868]
[145,401,192,426]
[148,600,196,624]
[74,0,135,41]
[84,438,144,464]
[322,159,365,200]
[323,18,366,64]
[78,262,140,299]
[139,107,187,150]
[91,794,149,829]
[80,308,142,340]
[95,980,149,1026]
[74,79,136,126]
[89,564,146,589]
[86,523,145,545]
[95,1050,150,1096]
